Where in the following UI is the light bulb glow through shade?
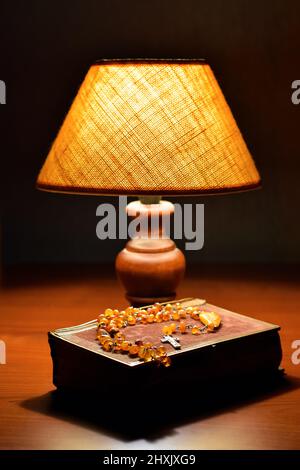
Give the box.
[37,59,260,195]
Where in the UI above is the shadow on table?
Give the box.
[21,372,300,443]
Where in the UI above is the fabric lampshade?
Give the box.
[37,59,260,195]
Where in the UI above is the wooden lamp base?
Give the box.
[115,199,186,306]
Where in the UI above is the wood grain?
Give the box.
[0,264,300,450]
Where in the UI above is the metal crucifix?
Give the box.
[161,335,181,350]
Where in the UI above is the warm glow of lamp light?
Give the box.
[37,59,260,304]
[37,59,260,195]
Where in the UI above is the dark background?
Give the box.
[0,0,299,267]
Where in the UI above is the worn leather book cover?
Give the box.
[48,298,282,394]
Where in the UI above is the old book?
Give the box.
[48,298,282,396]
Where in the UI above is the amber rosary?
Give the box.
[96,302,221,367]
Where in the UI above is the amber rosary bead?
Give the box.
[96,302,221,368]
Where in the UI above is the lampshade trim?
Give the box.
[93,58,207,66]
[36,180,261,197]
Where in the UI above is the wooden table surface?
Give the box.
[0,264,300,450]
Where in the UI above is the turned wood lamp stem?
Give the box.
[139,195,162,204]
[115,196,186,306]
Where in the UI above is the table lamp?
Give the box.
[37,59,260,305]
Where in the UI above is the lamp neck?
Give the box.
[138,195,162,205]
[126,198,174,239]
